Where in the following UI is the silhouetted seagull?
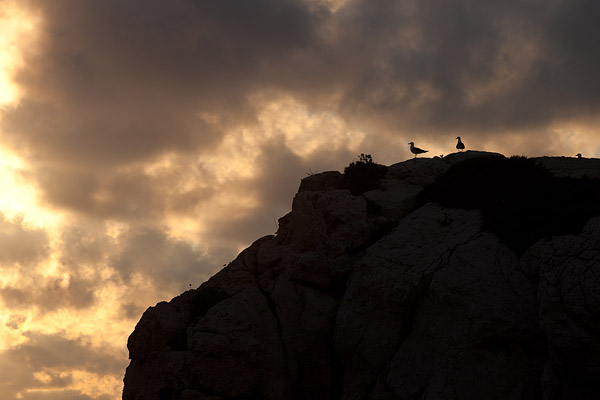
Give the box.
[408,142,428,158]
[456,136,465,151]
[576,153,582,158]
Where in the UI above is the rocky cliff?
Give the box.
[123,151,600,400]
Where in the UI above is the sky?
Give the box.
[0,0,599,398]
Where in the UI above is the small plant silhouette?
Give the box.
[343,153,387,195]
[358,153,373,163]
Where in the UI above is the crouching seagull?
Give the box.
[408,142,428,158]
[456,136,465,151]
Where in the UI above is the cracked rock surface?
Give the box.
[123,152,600,400]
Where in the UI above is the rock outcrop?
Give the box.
[123,151,600,400]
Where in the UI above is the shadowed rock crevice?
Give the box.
[124,152,600,400]
[252,265,294,398]
[369,267,435,400]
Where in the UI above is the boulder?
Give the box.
[123,153,600,400]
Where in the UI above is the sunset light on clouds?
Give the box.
[1,0,600,398]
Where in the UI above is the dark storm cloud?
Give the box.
[3,0,600,218]
[0,332,121,400]
[29,158,215,220]
[15,332,122,374]
[0,274,96,311]
[111,225,207,287]
[58,224,112,265]
[0,0,328,223]
[0,214,49,267]
[333,0,600,134]
[5,0,324,164]
[121,301,146,321]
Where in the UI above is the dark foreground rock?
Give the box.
[123,152,600,400]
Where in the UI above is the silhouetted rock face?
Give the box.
[123,151,600,400]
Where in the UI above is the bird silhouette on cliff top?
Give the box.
[456,136,465,152]
[408,142,428,158]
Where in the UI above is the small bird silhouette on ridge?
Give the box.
[456,136,465,152]
[408,142,428,158]
[576,153,582,158]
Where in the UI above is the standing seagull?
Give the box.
[408,142,428,158]
[456,136,465,152]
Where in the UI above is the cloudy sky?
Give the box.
[0,0,599,398]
